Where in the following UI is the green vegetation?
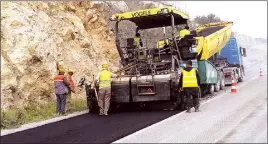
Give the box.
[1,99,87,129]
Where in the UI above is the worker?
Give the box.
[133,33,143,49]
[65,69,76,112]
[54,68,70,115]
[179,25,190,39]
[134,33,145,59]
[96,63,117,116]
[179,60,201,113]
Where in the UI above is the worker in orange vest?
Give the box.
[54,68,70,115]
[65,69,76,112]
[56,62,75,112]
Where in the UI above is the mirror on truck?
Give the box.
[242,48,247,57]
[240,47,247,57]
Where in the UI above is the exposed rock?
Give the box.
[1,2,119,110]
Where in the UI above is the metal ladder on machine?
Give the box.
[135,48,156,95]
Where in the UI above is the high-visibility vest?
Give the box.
[99,70,112,87]
[54,75,69,94]
[134,37,141,48]
[66,74,75,90]
[179,29,190,38]
[182,68,198,88]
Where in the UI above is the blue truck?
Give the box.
[215,36,247,85]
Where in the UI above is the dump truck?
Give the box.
[85,7,243,112]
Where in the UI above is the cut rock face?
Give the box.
[1,1,119,110]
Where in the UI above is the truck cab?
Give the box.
[216,36,247,85]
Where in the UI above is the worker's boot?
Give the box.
[194,103,200,112]
[99,109,104,116]
[194,107,200,112]
[186,107,191,113]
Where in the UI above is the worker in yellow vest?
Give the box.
[134,33,145,59]
[179,25,190,38]
[96,63,118,115]
[133,33,143,49]
[179,60,201,113]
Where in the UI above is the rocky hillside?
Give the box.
[1,1,122,110]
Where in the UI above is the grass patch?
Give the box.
[1,98,88,129]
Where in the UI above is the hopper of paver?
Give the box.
[167,22,233,61]
[194,22,233,60]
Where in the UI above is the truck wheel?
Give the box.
[214,84,220,92]
[238,71,244,82]
[220,71,225,90]
[208,84,215,94]
[214,77,220,92]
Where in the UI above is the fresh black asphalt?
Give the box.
[1,109,179,143]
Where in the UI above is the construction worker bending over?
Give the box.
[179,25,190,39]
[179,60,201,113]
[65,69,76,112]
[96,64,117,115]
[54,68,70,115]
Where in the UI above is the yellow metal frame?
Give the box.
[110,6,189,21]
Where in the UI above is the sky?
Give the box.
[167,1,267,39]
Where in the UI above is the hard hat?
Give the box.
[68,68,74,73]
[102,64,108,69]
[59,68,65,73]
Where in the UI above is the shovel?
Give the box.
[91,75,99,102]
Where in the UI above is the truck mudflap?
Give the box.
[131,74,171,102]
[111,77,131,103]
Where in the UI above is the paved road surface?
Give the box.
[1,61,266,143]
[0,110,179,143]
[114,76,267,143]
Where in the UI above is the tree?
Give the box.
[194,13,222,25]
